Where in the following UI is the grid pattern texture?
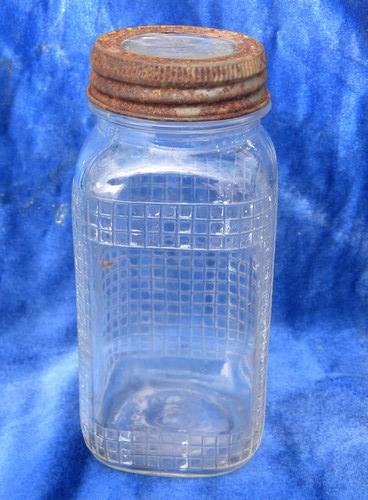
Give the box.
[74,185,276,474]
[86,196,273,250]
[97,247,257,361]
[83,423,257,472]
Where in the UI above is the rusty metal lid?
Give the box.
[88,25,270,121]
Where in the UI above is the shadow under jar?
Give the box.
[73,25,277,477]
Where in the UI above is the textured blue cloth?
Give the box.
[1,1,367,499]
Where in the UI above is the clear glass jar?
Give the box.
[73,26,277,477]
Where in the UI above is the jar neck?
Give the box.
[90,102,270,151]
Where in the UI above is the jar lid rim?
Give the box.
[88,25,270,120]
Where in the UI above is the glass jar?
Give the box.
[73,26,277,477]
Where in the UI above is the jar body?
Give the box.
[72,106,277,476]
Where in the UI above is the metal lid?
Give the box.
[88,25,270,121]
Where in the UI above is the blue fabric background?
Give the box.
[1,1,367,499]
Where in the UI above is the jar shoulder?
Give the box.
[74,124,114,189]
[74,124,277,203]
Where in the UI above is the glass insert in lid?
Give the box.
[121,32,237,59]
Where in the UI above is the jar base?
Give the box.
[82,355,263,476]
[84,437,261,477]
